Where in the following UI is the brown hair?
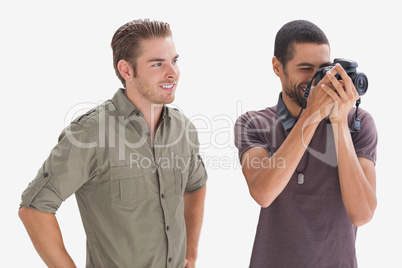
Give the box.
[111,19,172,87]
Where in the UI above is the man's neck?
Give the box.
[125,89,163,138]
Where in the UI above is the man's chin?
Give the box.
[155,96,175,105]
[288,96,304,109]
[296,98,305,107]
[164,95,175,104]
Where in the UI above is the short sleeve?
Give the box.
[20,122,99,213]
[350,109,378,164]
[184,122,207,193]
[234,112,270,164]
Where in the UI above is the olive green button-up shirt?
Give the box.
[20,88,208,268]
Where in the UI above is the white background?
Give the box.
[1,0,401,267]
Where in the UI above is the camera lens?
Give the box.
[352,73,368,96]
[357,78,364,88]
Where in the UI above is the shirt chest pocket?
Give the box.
[110,165,147,208]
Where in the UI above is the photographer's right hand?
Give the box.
[304,66,338,121]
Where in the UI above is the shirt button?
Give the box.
[43,172,49,177]
[166,226,170,231]
[168,257,172,262]
[161,194,165,199]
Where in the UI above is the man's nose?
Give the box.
[165,63,179,79]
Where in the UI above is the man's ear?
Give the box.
[117,59,134,83]
[272,56,283,77]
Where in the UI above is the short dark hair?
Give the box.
[274,20,329,68]
[111,19,172,87]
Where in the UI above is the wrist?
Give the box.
[297,108,321,130]
[329,114,349,127]
[186,253,197,261]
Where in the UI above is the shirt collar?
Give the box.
[276,92,296,131]
[112,88,170,120]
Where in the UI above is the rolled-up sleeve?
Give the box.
[184,122,207,193]
[20,122,99,213]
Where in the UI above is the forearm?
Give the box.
[248,109,321,207]
[333,122,377,226]
[18,207,76,268]
[183,185,206,263]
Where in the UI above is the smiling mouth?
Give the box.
[299,84,308,92]
[160,83,175,91]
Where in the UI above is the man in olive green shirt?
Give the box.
[19,19,207,268]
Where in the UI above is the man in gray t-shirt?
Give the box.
[235,20,377,267]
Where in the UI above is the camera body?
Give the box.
[314,58,368,96]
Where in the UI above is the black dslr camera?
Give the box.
[298,58,368,132]
[314,58,368,96]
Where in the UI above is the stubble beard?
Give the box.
[284,83,305,108]
[135,78,176,105]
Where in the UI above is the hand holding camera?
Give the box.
[298,59,367,131]
[317,61,368,125]
[314,59,368,96]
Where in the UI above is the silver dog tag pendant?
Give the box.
[298,173,304,185]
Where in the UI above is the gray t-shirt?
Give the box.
[234,94,377,268]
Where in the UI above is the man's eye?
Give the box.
[153,63,162,67]
[172,59,179,64]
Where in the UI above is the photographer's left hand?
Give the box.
[320,63,360,125]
